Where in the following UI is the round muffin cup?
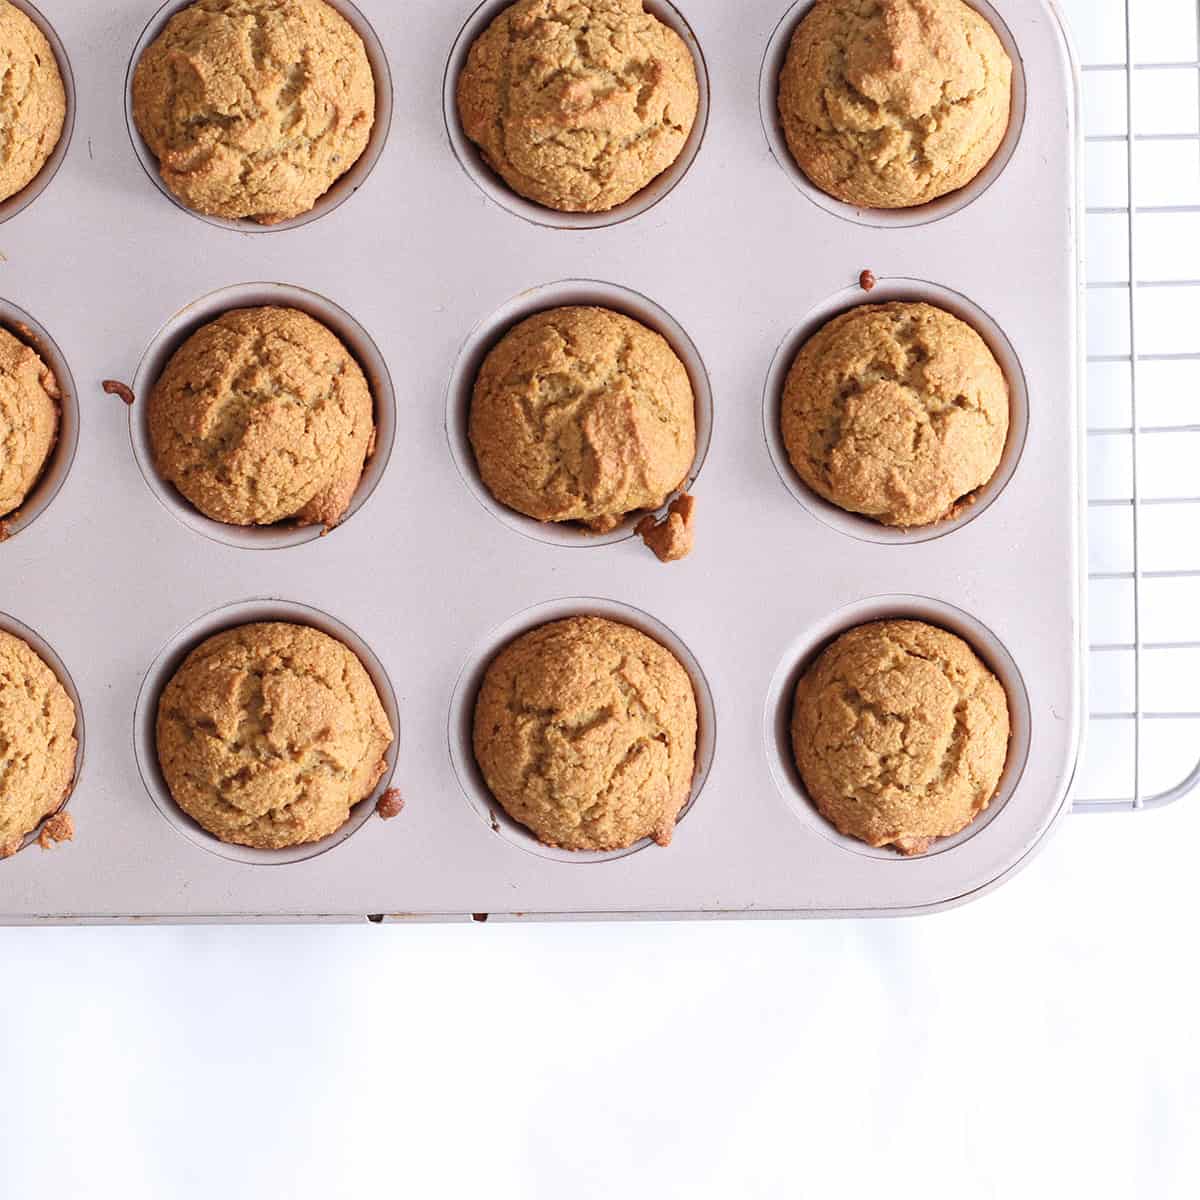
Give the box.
[0,1,74,225]
[443,0,710,231]
[448,597,716,864]
[759,0,1027,229]
[764,595,1031,860]
[133,598,401,867]
[0,299,80,541]
[124,0,393,234]
[0,611,85,859]
[447,279,712,548]
[129,282,396,551]
[763,276,1029,545]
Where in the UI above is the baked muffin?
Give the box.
[457,0,699,213]
[131,0,375,224]
[0,1,67,204]
[469,306,695,533]
[778,0,1013,209]
[148,306,375,529]
[781,301,1009,528]
[0,629,77,859]
[473,616,698,851]
[156,622,394,850]
[792,620,1010,855]
[0,325,60,519]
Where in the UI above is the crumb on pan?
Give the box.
[859,269,877,292]
[102,379,136,405]
[636,493,696,563]
[37,811,74,850]
[376,789,404,820]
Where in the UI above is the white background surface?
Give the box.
[3,2,1199,1196]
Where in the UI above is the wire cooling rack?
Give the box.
[1057,0,1200,810]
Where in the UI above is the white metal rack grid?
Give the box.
[1060,0,1200,810]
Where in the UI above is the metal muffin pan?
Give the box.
[0,0,1083,922]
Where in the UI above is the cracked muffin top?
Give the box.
[781,301,1009,528]
[0,325,60,520]
[131,0,376,224]
[473,616,698,852]
[156,622,394,850]
[148,306,375,530]
[778,0,1012,209]
[0,629,77,860]
[791,620,1010,856]
[0,1,67,205]
[469,306,695,533]
[456,0,700,213]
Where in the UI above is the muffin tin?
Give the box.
[0,0,1083,922]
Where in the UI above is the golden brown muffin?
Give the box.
[792,620,1010,855]
[0,629,77,859]
[149,306,375,529]
[156,622,394,850]
[0,325,60,519]
[457,0,699,213]
[778,0,1013,209]
[781,302,1009,528]
[473,616,698,851]
[131,0,375,224]
[469,306,696,533]
[0,1,66,205]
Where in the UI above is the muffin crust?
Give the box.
[149,306,375,529]
[131,0,376,224]
[156,622,393,850]
[0,629,77,858]
[0,325,60,519]
[781,301,1009,528]
[473,616,698,851]
[469,306,696,533]
[0,1,67,204]
[457,0,699,213]
[792,620,1010,855]
[778,0,1013,209]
